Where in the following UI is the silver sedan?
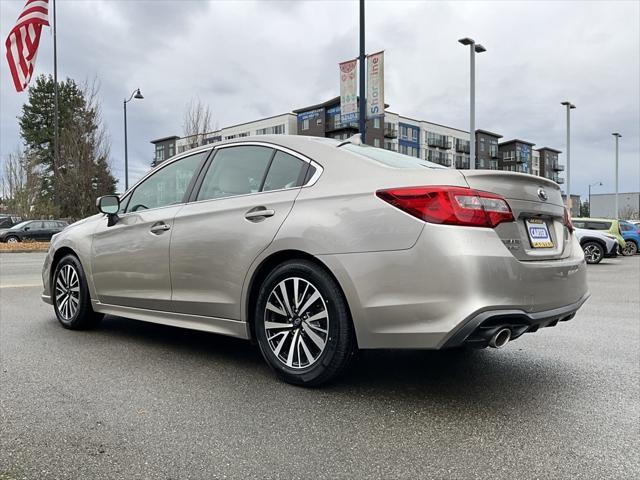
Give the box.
[42,135,589,386]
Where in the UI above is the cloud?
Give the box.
[1,0,638,197]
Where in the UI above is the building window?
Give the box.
[238,132,250,137]
[374,118,381,129]
[168,144,175,158]
[302,119,310,130]
[374,138,380,148]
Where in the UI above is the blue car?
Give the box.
[620,221,640,255]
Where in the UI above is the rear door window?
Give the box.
[261,151,307,192]
[197,146,274,201]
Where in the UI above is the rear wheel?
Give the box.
[254,260,354,386]
[53,255,103,329]
[622,240,638,256]
[582,241,604,264]
[5,235,20,243]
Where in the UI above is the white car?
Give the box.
[574,228,618,264]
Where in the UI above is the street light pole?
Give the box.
[459,38,486,170]
[588,181,602,217]
[561,101,576,211]
[123,88,144,191]
[358,0,366,144]
[612,133,622,218]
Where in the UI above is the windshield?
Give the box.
[9,221,31,231]
[341,143,446,169]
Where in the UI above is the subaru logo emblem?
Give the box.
[537,188,548,201]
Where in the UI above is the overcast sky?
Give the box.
[1,0,638,198]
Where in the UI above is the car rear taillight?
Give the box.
[376,186,514,228]
[563,207,574,234]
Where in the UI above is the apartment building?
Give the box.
[537,147,564,184]
[475,129,502,169]
[292,97,385,147]
[149,98,564,188]
[498,139,535,174]
[151,113,297,166]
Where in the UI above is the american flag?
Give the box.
[5,0,50,92]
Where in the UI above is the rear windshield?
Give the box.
[341,144,446,169]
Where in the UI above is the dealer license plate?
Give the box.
[525,218,554,248]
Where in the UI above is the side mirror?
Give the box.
[24,226,30,231]
[97,195,120,226]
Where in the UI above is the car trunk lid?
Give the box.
[460,170,570,261]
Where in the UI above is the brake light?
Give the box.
[563,207,574,234]
[376,186,514,228]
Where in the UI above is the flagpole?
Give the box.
[53,0,59,178]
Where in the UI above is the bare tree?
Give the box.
[182,97,212,147]
[55,78,116,219]
[0,150,41,217]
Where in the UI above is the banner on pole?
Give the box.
[339,59,358,123]
[366,51,384,119]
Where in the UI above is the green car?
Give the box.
[572,218,626,251]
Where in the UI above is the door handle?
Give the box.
[150,222,171,234]
[245,207,275,221]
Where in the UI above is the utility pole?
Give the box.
[358,0,366,143]
[612,133,622,218]
[458,38,486,170]
[561,101,576,211]
[53,0,59,206]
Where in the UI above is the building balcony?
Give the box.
[553,164,565,171]
[556,177,565,184]
[384,124,398,138]
[427,139,451,149]
[455,144,470,154]
[490,150,499,159]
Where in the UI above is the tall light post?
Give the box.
[124,88,144,191]
[561,101,576,211]
[358,0,366,143]
[459,37,486,170]
[588,181,602,217]
[612,133,622,218]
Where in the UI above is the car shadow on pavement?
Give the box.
[93,314,572,410]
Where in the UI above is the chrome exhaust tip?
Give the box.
[489,328,511,349]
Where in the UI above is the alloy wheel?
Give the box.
[583,244,602,264]
[263,277,329,369]
[622,242,637,256]
[55,264,80,321]
[6,236,18,243]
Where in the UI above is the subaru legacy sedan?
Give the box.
[42,135,589,386]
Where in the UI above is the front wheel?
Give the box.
[582,241,604,264]
[622,241,638,256]
[5,235,20,243]
[53,255,103,329]
[254,260,355,386]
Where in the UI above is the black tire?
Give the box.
[622,240,638,256]
[52,254,103,330]
[5,235,20,243]
[582,241,604,264]
[254,260,355,387]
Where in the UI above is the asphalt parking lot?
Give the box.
[1,252,638,480]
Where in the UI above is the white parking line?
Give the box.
[0,284,42,289]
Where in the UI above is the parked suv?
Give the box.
[571,218,625,251]
[0,220,68,243]
[619,220,640,255]
[574,228,618,264]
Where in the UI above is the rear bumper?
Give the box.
[441,292,590,348]
[319,224,589,349]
